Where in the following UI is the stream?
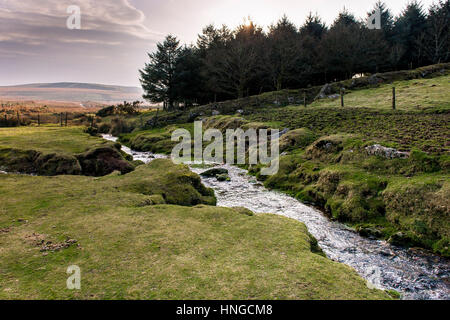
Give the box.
[103,135,449,300]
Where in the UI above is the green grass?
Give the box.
[0,126,108,154]
[309,75,450,112]
[0,159,389,300]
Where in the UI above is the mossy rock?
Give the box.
[279,128,316,152]
[35,153,82,176]
[357,226,383,239]
[388,232,415,247]
[77,147,134,176]
[217,173,231,182]
[200,168,229,178]
[305,135,347,162]
[433,238,449,257]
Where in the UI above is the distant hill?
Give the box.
[0,82,144,105]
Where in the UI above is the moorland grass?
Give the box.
[0,159,389,300]
[0,126,108,154]
[309,75,450,111]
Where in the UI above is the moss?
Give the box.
[305,135,347,162]
[76,147,134,176]
[386,290,402,300]
[232,207,254,216]
[308,233,326,257]
[0,148,40,173]
[127,131,176,154]
[0,127,135,177]
[433,238,450,257]
[382,178,449,254]
[117,159,216,206]
[204,115,248,132]
[34,153,82,176]
[279,128,316,152]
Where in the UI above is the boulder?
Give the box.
[315,83,333,100]
[216,173,231,182]
[200,168,229,178]
[357,226,383,239]
[368,74,382,85]
[388,232,413,247]
[365,144,409,159]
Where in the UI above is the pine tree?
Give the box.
[422,0,450,64]
[393,1,428,69]
[140,35,182,110]
[266,15,301,90]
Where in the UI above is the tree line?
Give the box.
[140,1,449,110]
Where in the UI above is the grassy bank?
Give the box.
[0,127,135,176]
[0,159,388,299]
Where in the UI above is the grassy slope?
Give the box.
[0,126,108,154]
[308,75,449,111]
[245,75,450,154]
[0,126,135,176]
[0,159,387,300]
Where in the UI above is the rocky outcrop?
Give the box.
[365,144,409,159]
[315,83,334,100]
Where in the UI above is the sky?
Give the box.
[0,0,438,87]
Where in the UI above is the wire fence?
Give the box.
[0,112,93,127]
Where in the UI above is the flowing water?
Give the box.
[103,135,449,300]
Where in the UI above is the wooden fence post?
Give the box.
[340,88,345,107]
[65,112,68,126]
[304,92,307,107]
[392,87,396,110]
[38,113,40,126]
[60,113,63,126]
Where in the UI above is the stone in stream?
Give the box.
[216,173,231,182]
[200,168,228,178]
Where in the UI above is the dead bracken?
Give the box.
[25,233,79,252]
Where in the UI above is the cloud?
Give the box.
[0,0,162,46]
[0,0,164,86]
